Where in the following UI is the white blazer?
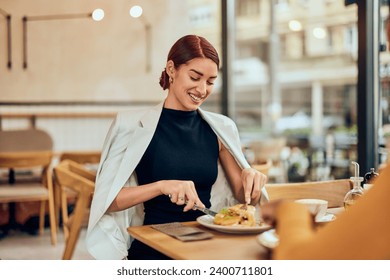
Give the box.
[86,101,253,259]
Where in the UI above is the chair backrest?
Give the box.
[264,179,353,208]
[59,151,101,165]
[54,160,95,194]
[0,129,53,152]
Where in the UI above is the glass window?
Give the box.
[232,0,358,182]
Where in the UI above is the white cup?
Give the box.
[295,199,328,220]
[363,184,373,192]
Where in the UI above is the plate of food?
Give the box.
[196,204,272,234]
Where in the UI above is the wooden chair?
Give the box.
[54,150,100,231]
[0,151,57,245]
[54,159,95,260]
[263,179,353,208]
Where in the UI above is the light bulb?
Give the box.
[92,8,104,21]
[130,6,143,18]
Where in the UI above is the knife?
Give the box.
[182,199,218,216]
[192,204,218,217]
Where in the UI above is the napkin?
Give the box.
[151,222,213,241]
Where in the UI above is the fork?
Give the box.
[240,203,248,210]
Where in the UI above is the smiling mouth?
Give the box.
[189,93,204,102]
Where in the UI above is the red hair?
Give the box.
[159,35,220,90]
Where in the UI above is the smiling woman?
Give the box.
[86,34,268,260]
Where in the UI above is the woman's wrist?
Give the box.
[156,180,168,196]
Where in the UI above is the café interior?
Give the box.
[0,0,389,260]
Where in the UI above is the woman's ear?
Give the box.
[166,60,175,77]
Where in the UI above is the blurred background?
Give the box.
[1,0,389,183]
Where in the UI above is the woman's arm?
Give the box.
[218,141,267,205]
[107,179,206,213]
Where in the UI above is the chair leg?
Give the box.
[61,188,69,241]
[62,194,88,260]
[48,190,57,246]
[53,180,62,231]
[39,201,45,235]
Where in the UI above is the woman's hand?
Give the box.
[241,167,268,205]
[159,180,206,212]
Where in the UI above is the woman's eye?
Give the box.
[190,76,214,85]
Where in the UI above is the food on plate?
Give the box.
[213,204,256,227]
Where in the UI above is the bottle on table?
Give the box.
[343,161,364,210]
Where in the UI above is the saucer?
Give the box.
[315,213,336,223]
[257,229,279,249]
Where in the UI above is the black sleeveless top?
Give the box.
[134,107,219,225]
[128,108,219,259]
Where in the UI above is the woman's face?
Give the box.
[164,57,218,111]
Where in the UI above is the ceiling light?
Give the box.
[130,6,143,18]
[92,9,104,21]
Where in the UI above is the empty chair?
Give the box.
[0,151,57,245]
[55,150,100,232]
[54,159,95,260]
[0,128,56,245]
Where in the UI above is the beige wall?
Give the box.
[0,0,201,103]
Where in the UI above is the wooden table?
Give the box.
[127,221,271,260]
[127,208,345,260]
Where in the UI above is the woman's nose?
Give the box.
[197,81,207,96]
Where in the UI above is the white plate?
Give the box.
[257,229,279,249]
[315,213,336,223]
[196,215,271,234]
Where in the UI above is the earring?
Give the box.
[169,76,173,84]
